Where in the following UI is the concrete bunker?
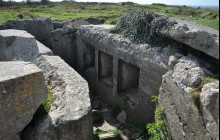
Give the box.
[0,18,219,140]
[99,51,113,86]
[118,60,140,102]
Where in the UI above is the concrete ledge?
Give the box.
[0,61,48,140]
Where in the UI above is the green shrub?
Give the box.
[125,117,147,139]
[200,76,218,86]
[93,131,100,140]
[113,130,122,138]
[111,10,175,45]
[146,96,171,140]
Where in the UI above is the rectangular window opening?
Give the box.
[118,60,140,103]
[99,51,113,87]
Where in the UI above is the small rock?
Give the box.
[117,111,127,124]
[98,121,117,132]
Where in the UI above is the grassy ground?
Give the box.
[0,2,219,30]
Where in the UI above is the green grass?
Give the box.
[0,2,218,30]
[125,117,149,139]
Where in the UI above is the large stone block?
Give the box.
[159,56,219,140]
[6,18,54,47]
[0,61,48,140]
[0,29,39,61]
[22,55,93,140]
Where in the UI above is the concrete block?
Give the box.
[0,61,48,140]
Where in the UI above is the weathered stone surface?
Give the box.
[6,18,54,47]
[171,56,206,89]
[0,29,39,61]
[37,41,53,56]
[159,57,219,140]
[0,61,48,140]
[162,19,219,60]
[51,25,77,67]
[117,111,127,124]
[200,81,219,140]
[22,55,92,140]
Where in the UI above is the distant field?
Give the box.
[0,3,219,30]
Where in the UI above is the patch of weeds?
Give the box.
[93,131,100,140]
[108,104,121,117]
[146,95,171,140]
[200,76,218,86]
[190,88,201,109]
[190,76,218,110]
[113,130,122,138]
[93,130,107,140]
[42,88,54,113]
[125,117,148,139]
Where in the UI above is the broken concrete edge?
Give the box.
[21,55,93,139]
[0,61,48,140]
[158,56,219,139]
[161,19,219,60]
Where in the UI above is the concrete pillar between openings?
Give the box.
[113,57,119,95]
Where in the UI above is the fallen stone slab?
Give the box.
[161,19,219,60]
[0,29,39,61]
[6,18,54,47]
[22,55,93,140]
[0,61,48,140]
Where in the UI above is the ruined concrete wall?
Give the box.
[51,25,77,68]
[0,62,48,140]
[159,56,219,140]
[76,25,180,123]
[22,55,93,140]
[6,18,54,47]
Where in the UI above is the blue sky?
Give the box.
[76,0,219,6]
